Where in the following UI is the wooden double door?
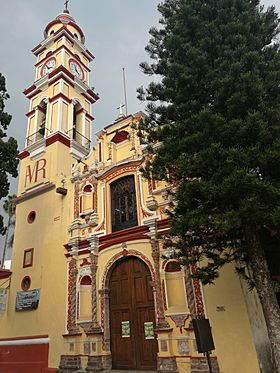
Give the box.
[109,257,158,370]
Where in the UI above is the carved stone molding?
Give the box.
[151,238,170,330]
[67,258,80,334]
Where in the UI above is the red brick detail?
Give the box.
[46,133,70,147]
[49,93,72,104]
[18,151,30,160]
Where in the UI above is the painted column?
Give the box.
[87,234,102,333]
[151,237,170,330]
[144,218,170,330]
[67,240,80,334]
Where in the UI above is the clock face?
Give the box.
[69,60,84,80]
[41,58,56,76]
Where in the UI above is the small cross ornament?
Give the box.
[64,0,69,10]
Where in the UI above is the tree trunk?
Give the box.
[1,216,10,268]
[246,226,280,373]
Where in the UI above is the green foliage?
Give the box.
[0,73,18,235]
[139,0,280,284]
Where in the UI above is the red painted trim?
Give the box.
[154,328,173,333]
[21,276,31,291]
[23,248,34,268]
[37,105,46,114]
[45,21,85,44]
[0,269,12,279]
[46,133,70,147]
[35,45,91,72]
[191,356,218,360]
[23,84,37,96]
[49,92,72,104]
[44,20,63,37]
[62,333,82,338]
[84,49,95,60]
[32,43,43,54]
[18,151,30,160]
[98,142,102,162]
[85,330,104,336]
[68,21,85,41]
[49,65,74,80]
[76,108,84,115]
[49,73,75,88]
[87,89,99,101]
[81,92,94,104]
[104,115,132,130]
[99,159,142,181]
[157,218,170,231]
[25,109,35,118]
[0,335,48,342]
[86,113,95,121]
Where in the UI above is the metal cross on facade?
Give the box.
[117,104,125,116]
[64,0,69,9]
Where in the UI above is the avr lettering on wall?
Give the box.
[25,159,47,187]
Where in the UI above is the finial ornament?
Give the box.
[64,0,69,10]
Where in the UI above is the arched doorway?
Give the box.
[109,256,158,370]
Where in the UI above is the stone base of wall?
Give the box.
[191,357,220,373]
[57,355,84,373]
[85,355,112,372]
[157,356,179,372]
[86,356,103,372]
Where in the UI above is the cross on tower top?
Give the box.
[64,0,69,10]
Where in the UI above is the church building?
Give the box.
[0,6,264,373]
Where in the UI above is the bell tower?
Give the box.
[21,6,98,164]
[0,7,99,371]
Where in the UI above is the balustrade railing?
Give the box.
[67,129,91,149]
[26,128,91,149]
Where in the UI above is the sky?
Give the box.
[0,0,279,257]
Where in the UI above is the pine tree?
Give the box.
[0,73,18,236]
[138,0,280,370]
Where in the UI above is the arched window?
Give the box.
[37,100,47,140]
[72,102,82,143]
[111,175,137,232]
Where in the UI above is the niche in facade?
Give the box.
[78,275,92,321]
[165,261,187,312]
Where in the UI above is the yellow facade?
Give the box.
[0,7,262,373]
